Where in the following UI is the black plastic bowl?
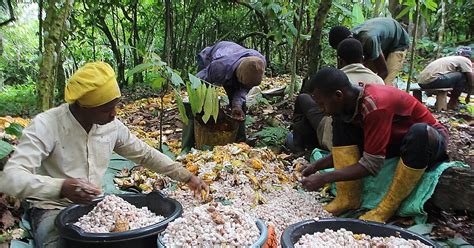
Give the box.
[55,192,182,248]
[281,218,439,248]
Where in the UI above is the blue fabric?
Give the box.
[196,41,266,107]
[196,41,265,87]
[310,148,469,224]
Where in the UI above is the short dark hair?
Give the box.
[329,26,352,49]
[307,67,352,94]
[337,38,363,64]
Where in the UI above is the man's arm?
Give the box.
[302,109,391,191]
[372,53,388,80]
[113,120,193,183]
[0,117,65,200]
[301,162,369,191]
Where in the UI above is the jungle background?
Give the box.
[0,0,473,245]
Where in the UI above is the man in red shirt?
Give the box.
[301,67,448,223]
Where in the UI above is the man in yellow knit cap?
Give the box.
[0,62,208,248]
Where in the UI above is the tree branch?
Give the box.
[0,0,15,27]
[237,31,274,43]
[120,5,134,23]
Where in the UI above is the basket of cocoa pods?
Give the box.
[281,218,439,248]
[55,192,182,248]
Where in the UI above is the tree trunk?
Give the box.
[0,0,15,27]
[307,0,332,79]
[37,0,74,111]
[92,26,96,60]
[131,0,143,85]
[55,55,66,103]
[0,34,3,57]
[38,0,43,54]
[405,0,420,92]
[97,18,125,87]
[164,0,173,65]
[181,0,202,71]
[435,0,446,59]
[373,0,382,18]
[289,0,305,99]
[389,0,408,26]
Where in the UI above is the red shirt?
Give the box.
[353,84,448,157]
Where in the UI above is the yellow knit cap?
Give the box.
[65,62,121,108]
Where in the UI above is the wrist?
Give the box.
[185,174,194,184]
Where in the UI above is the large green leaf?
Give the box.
[0,140,14,160]
[5,123,24,138]
[188,73,202,90]
[332,2,352,16]
[126,63,155,77]
[197,83,207,114]
[175,90,189,125]
[351,4,365,26]
[151,76,166,90]
[396,6,411,19]
[186,82,200,116]
[170,71,184,87]
[202,86,215,124]
[211,91,219,123]
[285,21,297,37]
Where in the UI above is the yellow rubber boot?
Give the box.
[360,160,425,223]
[323,145,361,215]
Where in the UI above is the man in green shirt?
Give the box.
[329,17,410,86]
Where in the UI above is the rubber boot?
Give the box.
[359,159,425,223]
[323,145,361,215]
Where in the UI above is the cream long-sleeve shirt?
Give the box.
[0,104,192,209]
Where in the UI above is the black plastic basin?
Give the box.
[55,192,182,248]
[281,218,439,247]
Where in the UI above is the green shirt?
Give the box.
[352,17,410,61]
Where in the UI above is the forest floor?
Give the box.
[0,75,473,245]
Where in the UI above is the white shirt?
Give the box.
[418,56,472,84]
[341,63,385,85]
[0,104,192,209]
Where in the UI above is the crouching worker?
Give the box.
[181,41,266,152]
[0,62,208,248]
[286,38,384,153]
[301,67,448,223]
[418,46,473,109]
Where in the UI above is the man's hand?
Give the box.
[60,179,101,204]
[300,156,334,177]
[231,106,245,122]
[300,163,318,177]
[187,175,209,200]
[301,173,327,192]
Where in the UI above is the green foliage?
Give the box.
[251,127,289,147]
[128,53,219,125]
[0,84,38,117]
[396,0,438,23]
[332,2,366,27]
[5,123,24,138]
[0,4,39,86]
[3,0,474,118]
[197,83,219,124]
[0,140,14,160]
